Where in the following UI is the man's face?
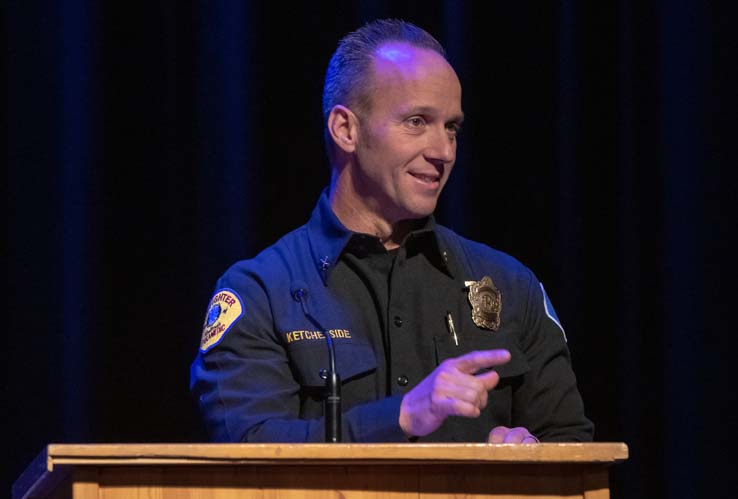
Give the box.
[352,42,463,224]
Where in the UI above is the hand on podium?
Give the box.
[487,425,539,443]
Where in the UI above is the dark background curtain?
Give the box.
[5,1,737,497]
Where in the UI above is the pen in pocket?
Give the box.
[445,311,459,346]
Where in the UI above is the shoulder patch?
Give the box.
[200,288,244,352]
[540,283,567,342]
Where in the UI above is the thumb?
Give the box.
[475,368,502,391]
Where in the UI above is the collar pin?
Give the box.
[320,256,331,271]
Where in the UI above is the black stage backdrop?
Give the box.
[5,1,738,497]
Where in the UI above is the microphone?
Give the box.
[291,282,342,443]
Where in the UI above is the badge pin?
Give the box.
[467,276,502,331]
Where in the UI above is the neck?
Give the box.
[329,171,420,250]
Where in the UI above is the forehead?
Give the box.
[366,42,462,114]
[370,42,456,86]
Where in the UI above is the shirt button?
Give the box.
[397,375,409,387]
[394,316,403,327]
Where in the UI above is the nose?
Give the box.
[424,124,456,166]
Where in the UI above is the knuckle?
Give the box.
[472,377,486,392]
[439,358,455,370]
[429,390,448,408]
[479,392,488,409]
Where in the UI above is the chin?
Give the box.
[401,199,438,220]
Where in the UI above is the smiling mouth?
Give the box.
[409,172,441,184]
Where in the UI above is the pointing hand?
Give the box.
[399,349,511,437]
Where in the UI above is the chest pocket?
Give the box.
[434,329,530,379]
[287,339,378,387]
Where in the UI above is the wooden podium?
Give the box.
[14,443,627,499]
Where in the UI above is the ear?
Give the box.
[327,105,359,153]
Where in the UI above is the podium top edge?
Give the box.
[45,442,628,466]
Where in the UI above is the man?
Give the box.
[191,19,593,443]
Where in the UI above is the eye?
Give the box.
[446,123,462,138]
[406,116,427,128]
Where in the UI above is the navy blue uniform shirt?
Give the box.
[190,191,594,442]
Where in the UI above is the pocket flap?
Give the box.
[288,340,378,387]
[493,342,530,378]
[434,332,530,379]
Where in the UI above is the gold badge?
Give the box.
[467,276,502,331]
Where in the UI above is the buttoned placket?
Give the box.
[387,245,412,394]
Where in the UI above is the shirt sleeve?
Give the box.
[511,271,595,442]
[189,267,407,443]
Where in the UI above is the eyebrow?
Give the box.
[404,106,465,124]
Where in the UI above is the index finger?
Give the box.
[452,349,511,374]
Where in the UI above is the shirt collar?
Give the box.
[306,189,355,285]
[400,218,456,279]
[306,189,455,285]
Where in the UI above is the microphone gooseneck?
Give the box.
[292,284,342,443]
